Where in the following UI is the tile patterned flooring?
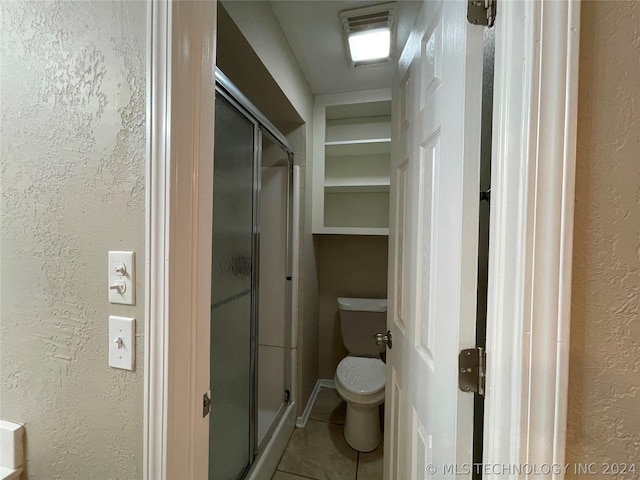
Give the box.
[272,387,383,480]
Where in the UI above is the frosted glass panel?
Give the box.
[257,133,289,448]
[210,94,255,480]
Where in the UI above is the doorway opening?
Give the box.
[472,26,495,479]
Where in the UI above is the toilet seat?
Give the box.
[334,356,386,452]
[336,356,385,395]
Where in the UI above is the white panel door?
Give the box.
[384,1,483,479]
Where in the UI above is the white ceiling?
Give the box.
[270,1,422,95]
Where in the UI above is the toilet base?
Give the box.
[343,402,381,452]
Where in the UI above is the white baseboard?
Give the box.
[295,379,335,428]
[318,378,335,389]
[246,402,296,480]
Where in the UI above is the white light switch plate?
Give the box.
[108,251,135,305]
[109,316,135,371]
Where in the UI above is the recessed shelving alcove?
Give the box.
[312,89,392,235]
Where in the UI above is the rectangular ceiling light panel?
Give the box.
[340,2,397,66]
[348,28,391,62]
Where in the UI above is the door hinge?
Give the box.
[468,0,496,27]
[284,389,291,403]
[459,347,486,395]
[203,390,212,418]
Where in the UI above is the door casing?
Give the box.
[144,1,216,479]
[144,0,581,478]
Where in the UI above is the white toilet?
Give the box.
[334,297,387,452]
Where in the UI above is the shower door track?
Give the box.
[215,69,294,155]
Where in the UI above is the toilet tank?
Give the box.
[338,297,387,357]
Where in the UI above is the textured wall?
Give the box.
[566,0,640,471]
[317,236,388,379]
[0,2,146,478]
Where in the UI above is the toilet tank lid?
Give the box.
[337,297,387,312]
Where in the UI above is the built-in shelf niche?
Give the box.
[312,89,392,235]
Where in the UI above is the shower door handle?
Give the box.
[375,331,392,349]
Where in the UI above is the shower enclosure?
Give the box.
[210,70,294,480]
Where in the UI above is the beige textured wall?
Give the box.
[566,0,640,470]
[0,2,146,478]
[317,236,388,379]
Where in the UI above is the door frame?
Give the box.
[483,0,580,474]
[144,1,216,479]
[143,0,581,478]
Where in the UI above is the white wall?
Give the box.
[221,0,320,415]
[221,1,313,122]
[0,1,146,478]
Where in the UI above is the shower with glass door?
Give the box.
[210,69,294,480]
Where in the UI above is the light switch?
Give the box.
[108,251,135,305]
[109,316,135,370]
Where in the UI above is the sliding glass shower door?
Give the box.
[209,93,257,480]
[210,70,293,480]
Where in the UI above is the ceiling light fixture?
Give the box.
[340,2,397,67]
[348,28,391,63]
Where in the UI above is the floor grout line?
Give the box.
[277,403,380,480]
[275,468,322,480]
[307,417,345,426]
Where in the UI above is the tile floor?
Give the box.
[272,387,383,480]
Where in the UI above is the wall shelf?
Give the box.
[324,140,390,156]
[324,138,391,146]
[312,89,392,235]
[324,181,390,193]
[313,227,390,236]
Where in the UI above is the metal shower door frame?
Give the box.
[214,70,295,478]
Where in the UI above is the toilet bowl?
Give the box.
[335,297,387,452]
[335,356,386,452]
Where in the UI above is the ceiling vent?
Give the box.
[340,2,397,67]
